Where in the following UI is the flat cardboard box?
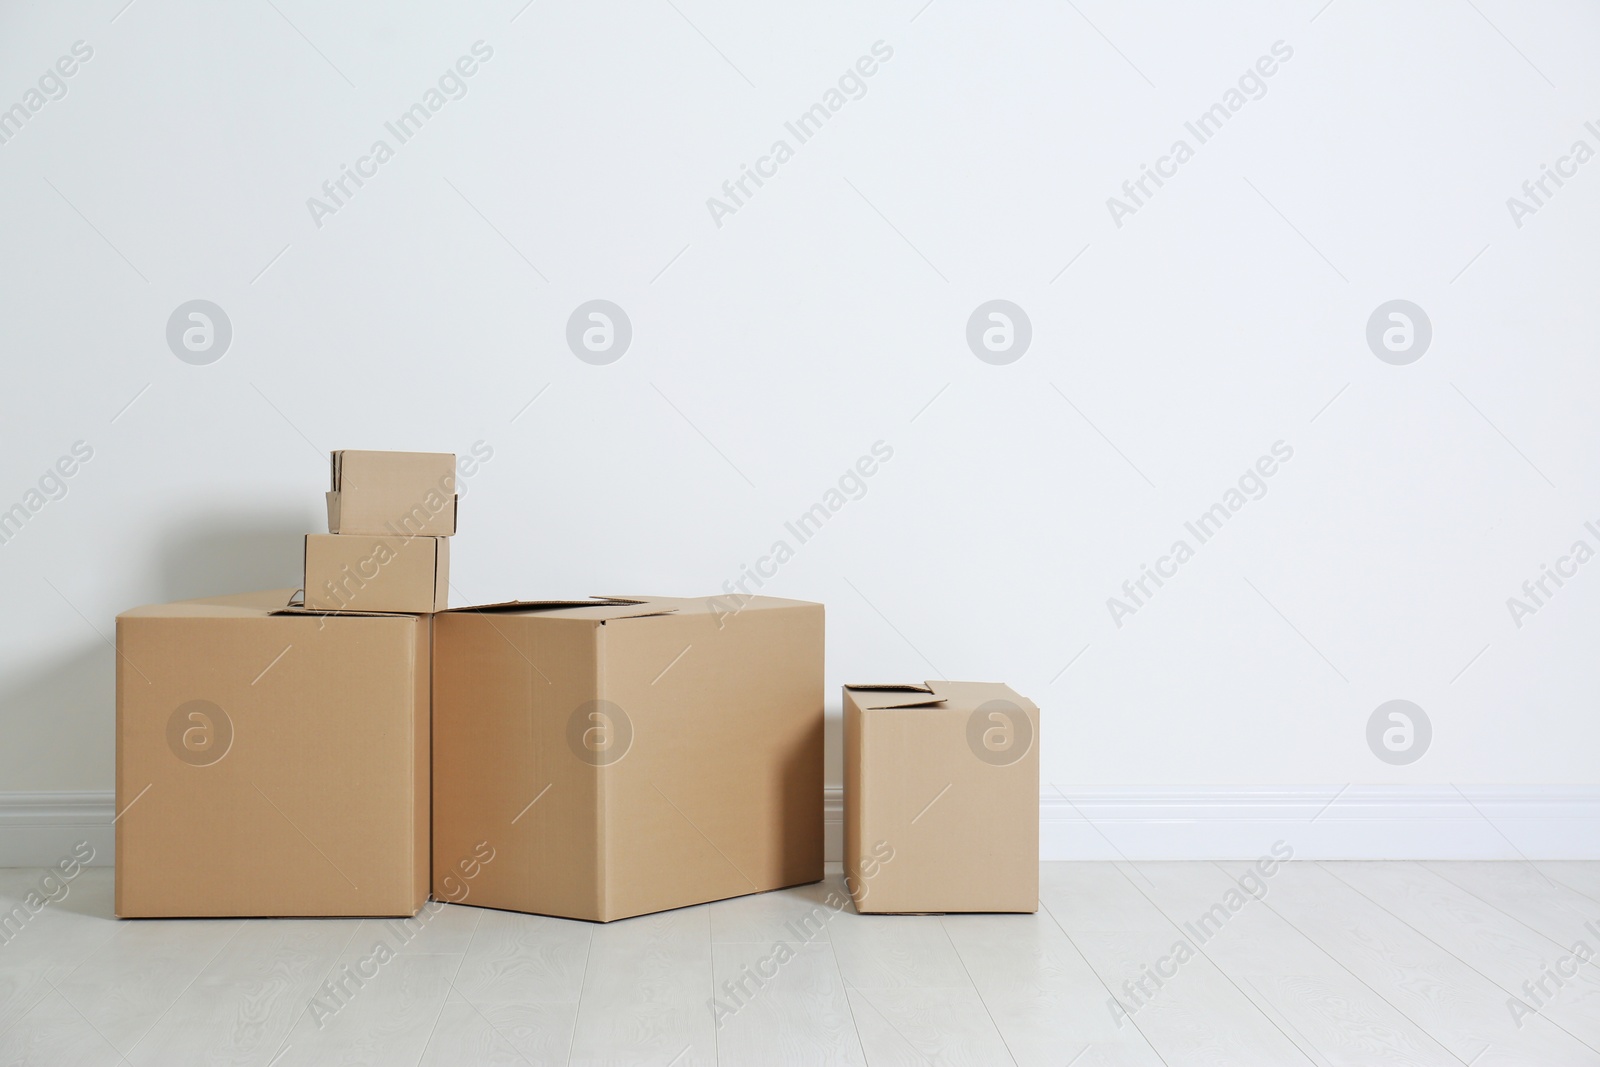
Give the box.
[327,449,457,537]
[303,533,448,614]
[115,589,430,917]
[433,595,824,922]
[844,681,1039,914]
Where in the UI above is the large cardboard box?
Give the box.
[844,681,1039,914]
[303,533,448,613]
[115,589,430,917]
[326,449,457,537]
[433,595,824,922]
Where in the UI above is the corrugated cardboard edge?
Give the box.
[595,618,611,921]
[432,538,449,612]
[843,685,864,916]
[412,614,431,912]
[113,614,129,918]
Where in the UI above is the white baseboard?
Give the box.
[0,792,114,868]
[4,786,1598,868]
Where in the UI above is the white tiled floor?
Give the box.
[2,862,1599,1065]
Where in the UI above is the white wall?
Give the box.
[3,1,1598,855]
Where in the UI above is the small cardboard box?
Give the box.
[433,594,824,922]
[115,589,430,917]
[326,449,457,537]
[303,533,448,614]
[844,681,1039,914]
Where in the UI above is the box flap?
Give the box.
[444,597,677,622]
[845,682,946,710]
[846,681,1029,712]
[447,597,641,611]
[272,606,420,618]
[844,683,935,692]
[603,593,821,616]
[118,588,303,620]
[851,680,1036,714]
[274,583,417,619]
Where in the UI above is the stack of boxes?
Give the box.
[114,449,1038,922]
[114,450,455,917]
[304,450,455,613]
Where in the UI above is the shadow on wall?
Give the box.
[0,511,312,793]
[154,510,311,603]
[0,643,115,792]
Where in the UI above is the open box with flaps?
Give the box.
[114,589,430,918]
[432,594,824,922]
[844,681,1039,914]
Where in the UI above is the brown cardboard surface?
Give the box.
[303,533,448,614]
[433,594,824,922]
[327,450,457,537]
[844,681,1039,914]
[115,589,429,918]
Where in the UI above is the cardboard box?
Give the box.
[844,681,1039,914]
[327,450,457,537]
[303,533,448,614]
[433,595,824,922]
[115,589,430,917]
